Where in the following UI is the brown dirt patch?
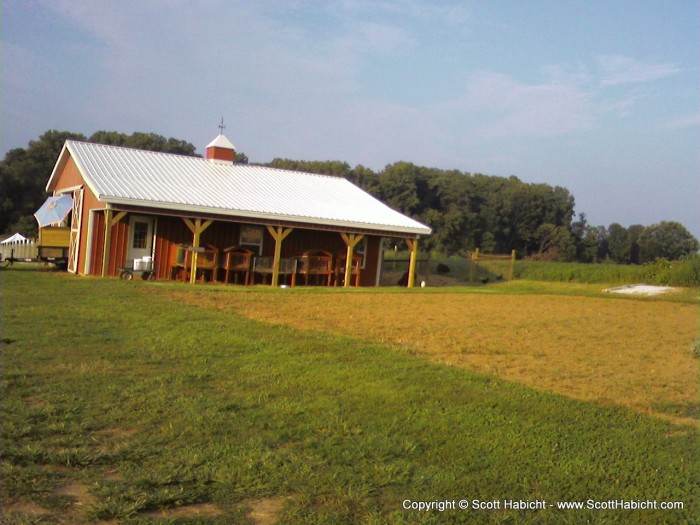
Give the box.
[166,288,698,427]
[92,427,138,458]
[242,496,291,525]
[102,468,124,481]
[54,482,98,508]
[2,501,52,517]
[95,427,138,439]
[144,502,224,518]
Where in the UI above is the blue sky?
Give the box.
[3,0,698,238]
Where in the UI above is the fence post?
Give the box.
[469,248,479,283]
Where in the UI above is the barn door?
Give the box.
[67,188,83,273]
[126,216,155,263]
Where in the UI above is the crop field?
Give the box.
[1,269,698,524]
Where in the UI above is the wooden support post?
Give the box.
[266,225,293,286]
[405,237,419,288]
[101,210,127,277]
[183,218,213,284]
[340,233,364,287]
[101,209,112,277]
[469,247,479,284]
[190,222,201,285]
[509,249,516,281]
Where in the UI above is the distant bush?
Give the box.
[513,256,700,286]
[512,261,647,284]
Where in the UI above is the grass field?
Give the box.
[1,268,698,524]
[172,281,699,427]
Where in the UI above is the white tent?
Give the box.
[0,233,29,244]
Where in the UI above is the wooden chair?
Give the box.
[191,245,219,283]
[334,253,362,287]
[297,249,333,285]
[170,244,188,281]
[174,245,218,283]
[222,246,253,284]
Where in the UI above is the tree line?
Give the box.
[266,158,699,264]
[1,130,697,264]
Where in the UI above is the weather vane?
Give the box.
[218,117,226,134]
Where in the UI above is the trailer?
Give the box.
[0,227,69,269]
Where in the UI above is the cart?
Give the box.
[119,259,156,281]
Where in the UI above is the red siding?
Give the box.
[116,218,130,275]
[362,236,381,286]
[154,216,194,280]
[205,146,235,162]
[90,211,106,276]
[51,155,103,275]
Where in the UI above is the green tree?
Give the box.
[572,213,604,262]
[496,180,574,255]
[638,221,700,261]
[347,165,378,193]
[606,223,631,263]
[0,130,86,234]
[627,224,645,264]
[234,151,249,164]
[534,223,576,261]
[88,131,198,156]
[376,162,422,215]
[267,159,352,177]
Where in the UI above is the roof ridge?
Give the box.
[68,141,350,180]
[66,139,355,185]
[67,139,203,161]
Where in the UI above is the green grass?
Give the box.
[2,269,698,524]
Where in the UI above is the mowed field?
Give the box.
[2,270,698,524]
[170,284,699,427]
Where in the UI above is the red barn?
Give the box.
[44,134,431,287]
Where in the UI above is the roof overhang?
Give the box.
[46,143,103,199]
[45,143,71,192]
[100,195,432,237]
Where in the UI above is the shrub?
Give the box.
[670,254,700,287]
[691,339,700,359]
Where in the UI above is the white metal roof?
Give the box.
[47,140,432,236]
[206,134,236,150]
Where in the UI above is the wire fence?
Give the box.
[380,250,516,287]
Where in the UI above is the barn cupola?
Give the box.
[205,133,236,164]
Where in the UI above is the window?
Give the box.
[132,221,149,249]
[240,225,264,254]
